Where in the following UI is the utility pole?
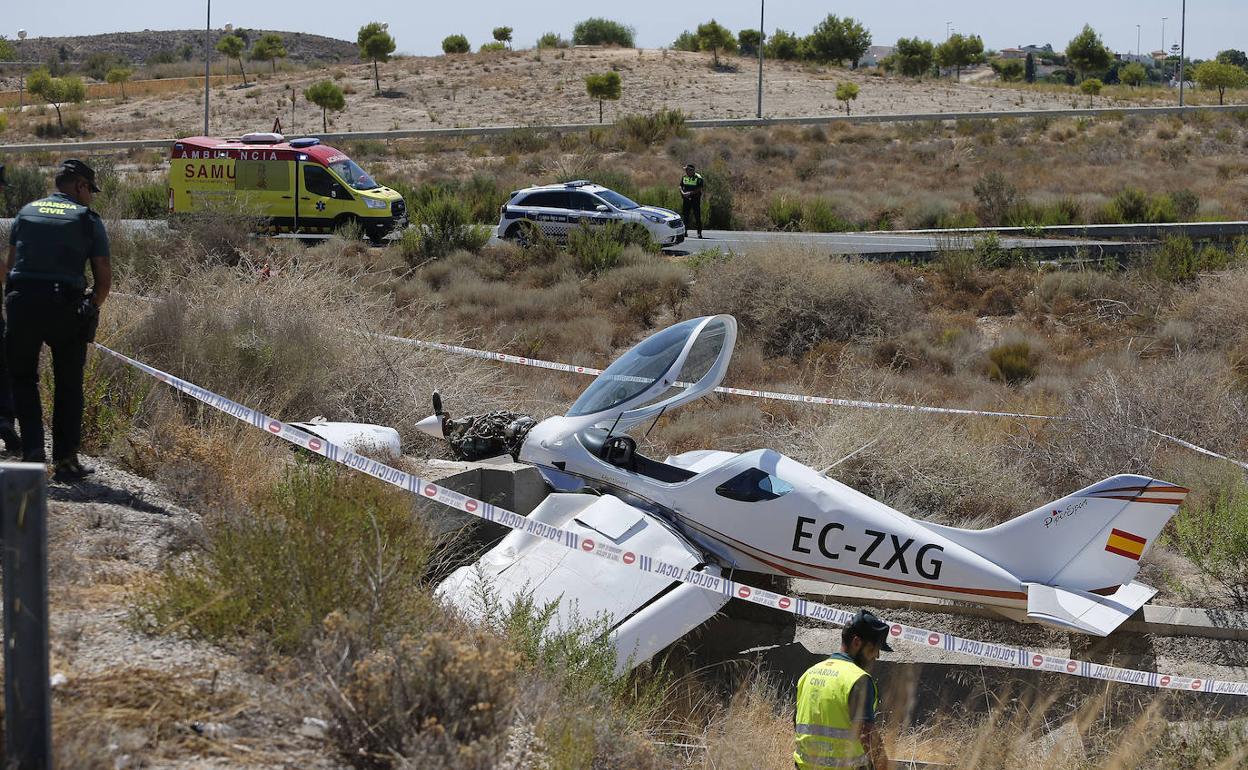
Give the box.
[1178,0,1186,106]
[946,21,953,40]
[756,0,764,118]
[203,0,211,135]
[1161,17,1167,56]
[16,30,25,110]
[1136,24,1141,57]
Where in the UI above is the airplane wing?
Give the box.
[436,493,730,674]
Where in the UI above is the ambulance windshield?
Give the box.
[330,159,379,191]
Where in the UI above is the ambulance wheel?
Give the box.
[365,227,389,245]
[333,215,361,238]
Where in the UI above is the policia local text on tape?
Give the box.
[4,159,112,481]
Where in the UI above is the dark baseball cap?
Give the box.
[684,163,695,170]
[847,609,894,652]
[60,159,100,192]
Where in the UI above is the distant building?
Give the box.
[857,45,895,68]
[1000,47,1025,59]
[1019,44,1056,58]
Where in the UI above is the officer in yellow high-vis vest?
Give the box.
[794,609,893,770]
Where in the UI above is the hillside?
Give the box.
[9,28,357,67]
[0,47,1199,143]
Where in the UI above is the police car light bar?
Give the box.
[564,179,593,187]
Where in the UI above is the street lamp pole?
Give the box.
[16,30,26,110]
[756,0,764,118]
[1136,24,1141,57]
[203,0,211,135]
[1178,0,1186,106]
[1161,17,1167,56]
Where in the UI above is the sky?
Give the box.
[5,1,1245,60]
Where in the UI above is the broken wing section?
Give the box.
[436,494,729,674]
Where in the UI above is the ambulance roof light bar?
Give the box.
[289,137,321,148]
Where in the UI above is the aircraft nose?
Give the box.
[416,414,445,439]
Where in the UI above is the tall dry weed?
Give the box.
[686,250,913,359]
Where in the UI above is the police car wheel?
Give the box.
[508,221,541,248]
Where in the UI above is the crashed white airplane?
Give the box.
[420,315,1187,672]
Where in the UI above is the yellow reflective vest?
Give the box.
[794,655,878,769]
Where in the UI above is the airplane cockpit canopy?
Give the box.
[566,315,737,432]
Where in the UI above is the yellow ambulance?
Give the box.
[168,132,407,242]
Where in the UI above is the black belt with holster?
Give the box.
[4,278,99,342]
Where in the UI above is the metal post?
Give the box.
[756,0,764,119]
[1161,17,1167,58]
[1136,25,1141,57]
[16,31,25,110]
[1178,0,1186,106]
[203,0,211,135]
[2,463,51,770]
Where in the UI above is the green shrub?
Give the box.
[125,183,168,218]
[766,195,803,230]
[567,221,654,274]
[1,165,48,217]
[800,198,853,232]
[704,164,735,230]
[135,465,435,653]
[1171,189,1201,220]
[615,109,687,146]
[479,41,506,53]
[537,32,569,49]
[410,195,492,262]
[489,127,549,154]
[1147,235,1238,282]
[441,34,470,54]
[987,341,1036,385]
[1171,481,1248,606]
[637,184,682,212]
[972,171,1018,226]
[672,31,699,52]
[1109,187,1150,223]
[572,18,636,47]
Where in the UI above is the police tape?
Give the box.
[367,332,1248,471]
[92,342,1248,697]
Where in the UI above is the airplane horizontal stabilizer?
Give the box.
[1025,581,1156,636]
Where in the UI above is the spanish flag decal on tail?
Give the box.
[1105,528,1147,560]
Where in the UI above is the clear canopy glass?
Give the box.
[567,317,730,418]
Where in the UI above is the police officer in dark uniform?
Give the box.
[5,159,111,480]
[0,163,20,453]
[679,163,705,239]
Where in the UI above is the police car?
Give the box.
[497,180,685,247]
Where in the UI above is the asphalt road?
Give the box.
[673,229,1132,258]
[0,218,1134,259]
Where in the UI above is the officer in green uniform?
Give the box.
[0,163,20,452]
[5,159,112,480]
[794,609,893,770]
[679,163,704,239]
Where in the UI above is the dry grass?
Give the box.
[73,182,1248,768]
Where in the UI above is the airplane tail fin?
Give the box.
[927,474,1188,594]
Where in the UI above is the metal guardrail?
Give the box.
[892,220,1248,241]
[2,463,51,769]
[0,103,1244,154]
